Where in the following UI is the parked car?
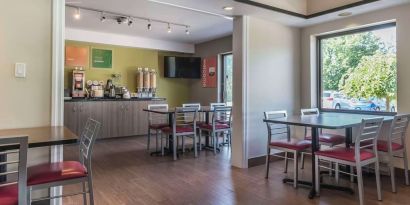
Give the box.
[332,93,351,109]
[349,98,376,111]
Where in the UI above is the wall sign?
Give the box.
[65,45,89,67]
[91,48,112,69]
[202,56,217,88]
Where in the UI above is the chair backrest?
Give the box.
[387,114,410,153]
[210,103,226,110]
[264,110,290,142]
[79,118,101,170]
[212,106,233,128]
[147,104,169,125]
[182,103,201,122]
[0,136,28,205]
[301,108,320,137]
[354,117,384,162]
[174,107,198,133]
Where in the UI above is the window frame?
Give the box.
[316,22,397,115]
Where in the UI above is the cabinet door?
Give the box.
[77,102,91,134]
[102,101,118,138]
[64,102,79,135]
[85,102,104,139]
[134,101,149,135]
[119,101,135,137]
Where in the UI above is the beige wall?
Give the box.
[307,0,360,14]
[190,36,232,105]
[245,17,301,159]
[0,0,52,129]
[301,4,410,166]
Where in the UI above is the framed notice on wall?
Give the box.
[91,48,112,69]
[65,45,89,67]
[202,56,217,88]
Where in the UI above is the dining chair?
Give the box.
[198,106,233,154]
[300,108,346,172]
[315,117,383,205]
[378,114,410,193]
[147,104,169,152]
[264,110,311,188]
[210,102,226,109]
[161,107,198,160]
[27,118,101,205]
[0,136,28,205]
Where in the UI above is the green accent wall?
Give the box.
[65,40,192,107]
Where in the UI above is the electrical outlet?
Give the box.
[15,63,26,78]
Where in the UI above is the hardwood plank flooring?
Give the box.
[61,136,410,205]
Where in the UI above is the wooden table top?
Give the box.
[263,112,394,129]
[0,126,78,148]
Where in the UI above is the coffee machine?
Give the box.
[72,70,86,98]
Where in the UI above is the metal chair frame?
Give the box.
[198,106,232,154]
[314,117,384,205]
[0,136,28,205]
[264,110,308,188]
[27,118,101,205]
[147,104,169,152]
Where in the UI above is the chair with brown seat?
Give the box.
[0,136,28,205]
[264,110,311,188]
[27,118,101,205]
[314,117,384,205]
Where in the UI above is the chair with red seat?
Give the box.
[198,106,232,154]
[147,104,169,152]
[27,118,101,205]
[314,117,384,205]
[379,114,410,193]
[300,108,346,170]
[264,110,311,188]
[0,136,28,205]
[161,107,198,160]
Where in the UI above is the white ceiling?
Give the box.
[65,0,410,45]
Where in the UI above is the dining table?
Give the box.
[143,106,223,156]
[263,112,394,199]
[0,126,78,205]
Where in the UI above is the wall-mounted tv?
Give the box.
[164,56,201,79]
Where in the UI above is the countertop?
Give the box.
[64,97,166,102]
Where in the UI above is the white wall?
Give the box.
[307,0,360,14]
[301,4,410,167]
[246,17,301,159]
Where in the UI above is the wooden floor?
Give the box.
[59,136,410,205]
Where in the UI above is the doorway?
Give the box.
[221,53,233,106]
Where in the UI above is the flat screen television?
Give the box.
[164,56,201,78]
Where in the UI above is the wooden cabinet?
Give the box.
[64,99,166,139]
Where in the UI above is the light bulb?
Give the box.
[167,24,172,33]
[74,8,81,20]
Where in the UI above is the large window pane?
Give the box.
[319,24,397,112]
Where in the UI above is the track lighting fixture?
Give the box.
[128,17,133,26]
[100,12,106,22]
[147,20,152,30]
[74,7,81,19]
[185,26,190,35]
[167,23,172,33]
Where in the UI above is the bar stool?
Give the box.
[27,118,101,205]
[378,114,410,193]
[0,136,28,205]
[198,106,233,154]
[161,107,198,160]
[315,117,383,205]
[147,104,169,152]
[264,110,311,188]
[300,108,346,173]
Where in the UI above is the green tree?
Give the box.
[321,32,381,90]
[339,53,397,111]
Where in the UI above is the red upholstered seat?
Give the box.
[199,123,230,130]
[315,147,375,162]
[161,126,194,133]
[0,184,18,205]
[306,133,345,145]
[270,139,311,151]
[376,140,403,152]
[149,123,169,130]
[27,161,87,186]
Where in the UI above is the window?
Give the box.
[221,53,233,106]
[318,23,397,113]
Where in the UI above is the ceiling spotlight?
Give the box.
[100,12,106,22]
[185,26,190,35]
[338,12,352,17]
[147,20,152,30]
[167,23,172,33]
[74,7,81,19]
[128,17,133,26]
[223,6,234,11]
[116,16,128,24]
